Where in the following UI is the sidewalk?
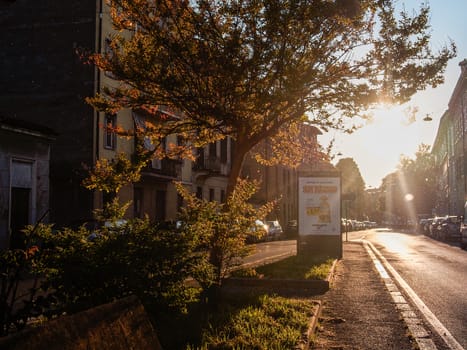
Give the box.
[312,241,417,350]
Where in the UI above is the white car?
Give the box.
[246,219,268,243]
[265,220,284,240]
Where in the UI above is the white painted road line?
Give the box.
[362,241,437,350]
[364,240,465,350]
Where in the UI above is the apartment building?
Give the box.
[242,124,333,228]
[1,1,101,230]
[432,59,467,216]
[0,117,56,249]
[0,2,180,230]
[0,1,329,243]
[432,110,452,215]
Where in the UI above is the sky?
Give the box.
[320,0,467,188]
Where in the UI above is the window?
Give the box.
[220,190,226,203]
[220,138,228,163]
[104,37,116,79]
[134,188,143,218]
[195,147,205,168]
[177,194,184,212]
[155,190,166,221]
[209,142,217,158]
[102,191,115,206]
[104,114,116,150]
[196,186,203,199]
[209,188,215,201]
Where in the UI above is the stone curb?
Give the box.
[295,300,323,350]
[297,258,337,349]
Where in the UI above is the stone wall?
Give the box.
[0,296,163,350]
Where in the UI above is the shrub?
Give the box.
[176,179,274,294]
[0,245,42,336]
[24,217,208,318]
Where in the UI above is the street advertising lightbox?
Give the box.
[298,176,341,236]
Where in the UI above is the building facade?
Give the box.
[1,1,100,227]
[0,117,56,249]
[242,124,332,229]
[432,59,467,217]
[1,1,329,239]
[432,111,452,215]
[0,1,194,228]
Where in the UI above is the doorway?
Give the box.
[10,187,31,249]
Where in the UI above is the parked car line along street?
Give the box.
[419,215,465,248]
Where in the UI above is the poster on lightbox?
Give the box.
[298,176,341,236]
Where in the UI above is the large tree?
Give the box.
[87,0,455,196]
[379,144,437,227]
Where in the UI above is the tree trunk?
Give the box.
[202,139,252,305]
[226,141,250,198]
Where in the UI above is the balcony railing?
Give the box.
[144,158,181,178]
[193,156,222,172]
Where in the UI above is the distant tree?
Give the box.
[85,0,455,196]
[335,157,365,219]
[379,144,436,228]
[364,188,383,224]
[397,144,436,217]
[380,172,405,225]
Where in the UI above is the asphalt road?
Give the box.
[352,228,467,350]
[246,231,467,350]
[241,239,297,268]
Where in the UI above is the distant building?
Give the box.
[242,124,333,228]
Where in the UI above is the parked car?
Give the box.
[418,218,429,234]
[265,220,284,240]
[460,202,467,249]
[286,220,298,238]
[461,217,467,250]
[438,216,461,241]
[429,217,444,237]
[87,219,129,241]
[246,219,268,243]
[429,216,461,241]
[421,218,433,236]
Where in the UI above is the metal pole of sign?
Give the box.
[345,200,348,242]
[346,219,348,242]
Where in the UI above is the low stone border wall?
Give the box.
[221,258,338,297]
[0,296,162,350]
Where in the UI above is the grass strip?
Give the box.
[186,294,315,350]
[232,255,335,280]
[156,256,332,348]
